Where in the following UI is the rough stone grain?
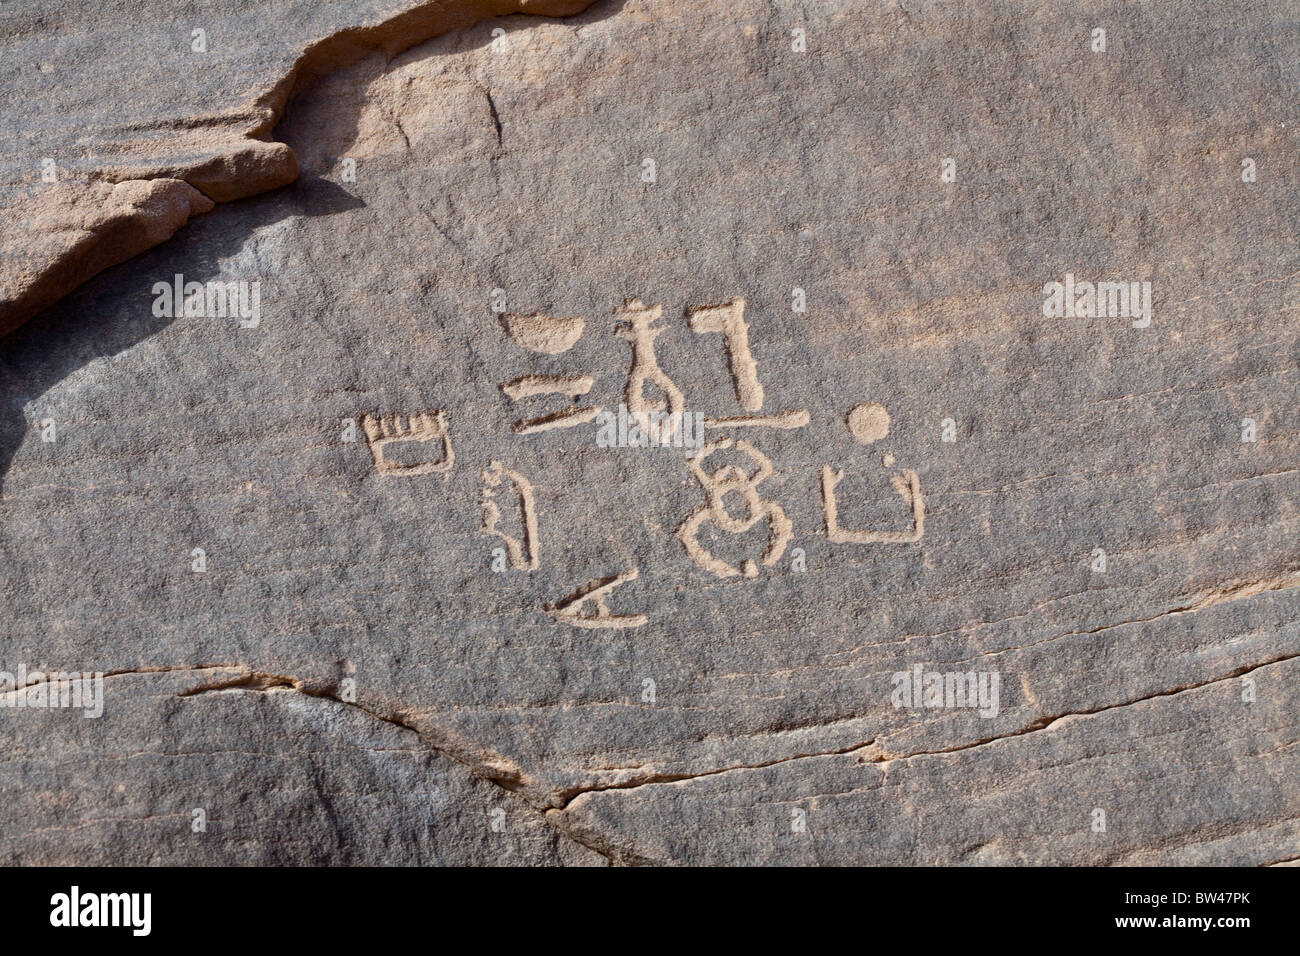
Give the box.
[0,0,1296,865]
[0,0,597,333]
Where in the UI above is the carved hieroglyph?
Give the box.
[687,298,763,412]
[500,312,585,354]
[677,438,792,579]
[479,460,540,571]
[702,410,809,430]
[361,411,454,477]
[820,464,925,544]
[616,299,685,443]
[501,374,602,435]
[846,402,890,444]
[545,568,648,630]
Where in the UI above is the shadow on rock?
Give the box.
[0,0,626,493]
[0,175,363,492]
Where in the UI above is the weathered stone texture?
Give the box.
[0,0,1295,864]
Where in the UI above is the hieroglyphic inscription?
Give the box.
[616,299,685,443]
[361,412,454,477]
[676,438,792,579]
[358,298,933,626]
[479,460,540,571]
[546,568,648,629]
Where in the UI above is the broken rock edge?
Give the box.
[0,0,600,335]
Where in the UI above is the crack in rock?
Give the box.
[0,0,599,335]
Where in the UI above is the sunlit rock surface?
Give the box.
[0,0,1296,865]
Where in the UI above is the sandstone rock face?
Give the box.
[0,0,1296,865]
[0,0,595,333]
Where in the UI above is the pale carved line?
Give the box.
[361,411,454,477]
[546,568,648,629]
[821,465,925,544]
[480,460,540,571]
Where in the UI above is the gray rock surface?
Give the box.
[1,668,605,864]
[0,0,1296,865]
[0,0,595,332]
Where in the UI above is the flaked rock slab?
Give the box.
[0,0,596,334]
